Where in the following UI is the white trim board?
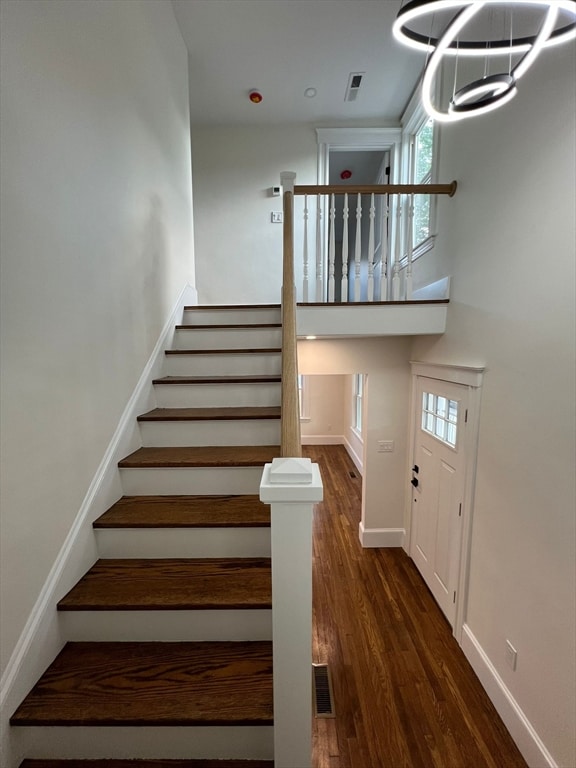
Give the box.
[0,283,197,768]
[359,523,405,548]
[461,625,558,768]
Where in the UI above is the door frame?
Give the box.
[407,361,484,643]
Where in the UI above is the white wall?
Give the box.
[411,46,575,768]
[0,0,194,679]
[191,125,317,304]
[298,338,411,542]
[300,375,346,440]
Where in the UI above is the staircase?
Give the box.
[10,304,284,767]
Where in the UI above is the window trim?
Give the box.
[352,373,364,437]
[298,374,311,422]
[399,94,440,267]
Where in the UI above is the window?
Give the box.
[422,392,458,447]
[353,374,364,434]
[401,92,438,263]
[298,374,310,421]
[412,117,434,249]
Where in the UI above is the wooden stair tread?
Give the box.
[93,495,271,528]
[10,641,273,726]
[165,348,281,355]
[20,761,274,767]
[153,375,281,385]
[185,304,280,311]
[138,407,281,422]
[175,324,281,330]
[58,558,272,611]
[119,445,280,468]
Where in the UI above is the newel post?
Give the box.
[260,457,323,768]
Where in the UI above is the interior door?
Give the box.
[410,377,468,626]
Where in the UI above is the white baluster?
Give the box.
[354,193,362,303]
[367,193,375,302]
[328,194,336,303]
[302,195,309,303]
[341,193,349,303]
[392,196,401,301]
[315,197,323,302]
[380,198,389,301]
[406,194,414,300]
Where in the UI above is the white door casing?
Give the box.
[407,362,484,641]
[411,377,467,626]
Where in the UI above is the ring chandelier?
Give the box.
[393,0,576,121]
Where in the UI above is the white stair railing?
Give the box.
[287,178,457,304]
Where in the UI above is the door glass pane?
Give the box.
[421,390,458,448]
[434,417,446,440]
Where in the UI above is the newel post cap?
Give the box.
[260,457,323,504]
[280,171,296,193]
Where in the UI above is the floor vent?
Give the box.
[313,663,335,718]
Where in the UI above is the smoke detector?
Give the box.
[345,72,364,102]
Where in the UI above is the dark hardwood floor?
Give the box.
[306,444,527,768]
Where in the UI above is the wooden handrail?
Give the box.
[280,186,302,458]
[294,181,458,196]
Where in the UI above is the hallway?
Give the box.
[307,444,527,768]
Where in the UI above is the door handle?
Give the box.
[411,477,419,488]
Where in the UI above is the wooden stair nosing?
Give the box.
[20,760,275,768]
[175,324,281,330]
[10,641,273,727]
[165,347,281,356]
[118,445,280,469]
[184,303,280,311]
[137,407,281,422]
[153,375,281,385]
[20,761,275,768]
[93,495,271,529]
[57,558,272,611]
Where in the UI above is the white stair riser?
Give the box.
[120,467,266,496]
[154,382,281,408]
[163,352,281,377]
[22,725,274,760]
[139,420,281,447]
[95,527,271,558]
[174,327,281,350]
[59,609,272,642]
[183,308,281,325]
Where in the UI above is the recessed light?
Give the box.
[304,87,317,98]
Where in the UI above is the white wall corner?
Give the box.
[0,283,195,767]
[358,522,405,548]
[461,624,559,768]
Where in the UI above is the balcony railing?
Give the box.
[280,171,457,304]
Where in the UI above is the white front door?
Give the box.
[410,377,468,626]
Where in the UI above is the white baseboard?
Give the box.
[358,522,405,548]
[301,435,363,476]
[0,283,196,768]
[461,624,558,768]
[301,434,344,446]
[343,437,363,475]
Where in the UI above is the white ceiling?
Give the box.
[171,0,427,126]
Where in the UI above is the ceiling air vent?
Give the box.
[345,72,364,102]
